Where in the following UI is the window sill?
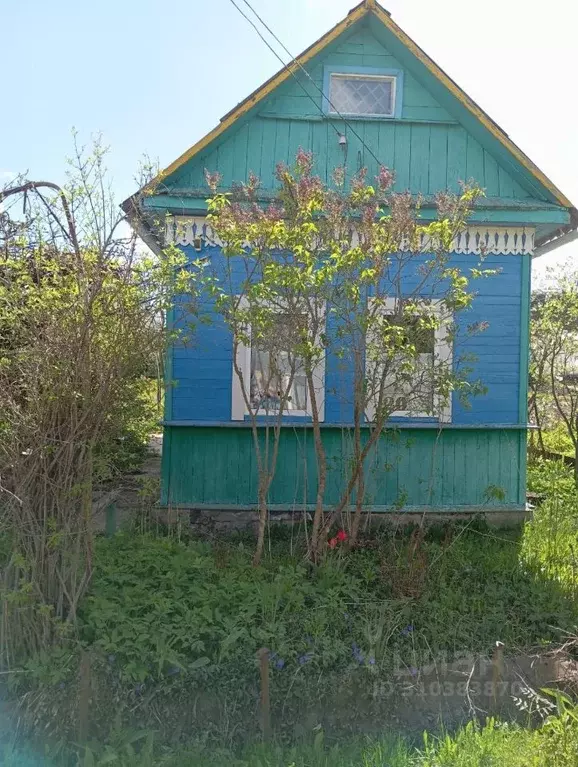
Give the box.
[243,414,313,423]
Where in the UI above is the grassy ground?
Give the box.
[5,456,578,765]
[4,711,578,766]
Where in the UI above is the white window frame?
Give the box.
[329,73,397,118]
[365,297,452,424]
[231,298,326,421]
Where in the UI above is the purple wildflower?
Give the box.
[401,624,414,637]
[352,642,364,664]
[167,665,181,676]
[275,658,285,670]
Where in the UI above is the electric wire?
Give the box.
[228,0,387,171]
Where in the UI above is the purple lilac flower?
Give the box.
[204,168,222,192]
[275,658,285,670]
[401,625,414,637]
[368,656,376,666]
[376,166,395,192]
[299,652,313,666]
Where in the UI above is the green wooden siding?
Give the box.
[173,117,531,199]
[161,426,525,510]
[166,22,533,200]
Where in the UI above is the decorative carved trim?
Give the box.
[451,227,535,255]
[167,217,219,249]
[165,216,535,256]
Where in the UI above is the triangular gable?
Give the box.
[163,23,533,204]
[126,0,575,236]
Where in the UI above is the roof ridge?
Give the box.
[356,0,390,15]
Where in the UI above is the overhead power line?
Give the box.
[227,0,386,171]
[226,0,341,139]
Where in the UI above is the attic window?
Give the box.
[328,72,397,117]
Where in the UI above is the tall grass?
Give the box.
[524,458,578,596]
[9,712,574,766]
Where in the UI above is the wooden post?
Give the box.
[257,647,271,741]
[78,650,91,743]
[491,641,504,712]
[105,503,117,537]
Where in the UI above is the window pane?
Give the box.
[370,314,436,415]
[402,317,435,354]
[250,314,308,412]
[383,352,434,414]
[330,74,394,116]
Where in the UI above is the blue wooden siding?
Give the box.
[169,246,522,427]
[165,23,531,200]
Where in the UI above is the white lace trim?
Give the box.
[165,216,535,256]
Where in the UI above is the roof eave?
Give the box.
[534,215,578,258]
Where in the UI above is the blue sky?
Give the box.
[2,0,577,269]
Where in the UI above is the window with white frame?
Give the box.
[328,72,397,117]
[231,303,325,420]
[365,298,452,422]
[250,313,308,413]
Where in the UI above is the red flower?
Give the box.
[337,530,348,542]
[328,537,338,549]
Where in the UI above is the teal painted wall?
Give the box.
[161,426,525,510]
[166,20,532,200]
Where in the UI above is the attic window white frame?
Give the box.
[231,297,326,421]
[365,297,452,423]
[322,65,404,119]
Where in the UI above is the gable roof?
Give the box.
[125,0,576,247]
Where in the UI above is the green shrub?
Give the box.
[94,378,161,480]
[541,424,575,458]
[527,457,575,497]
[523,463,578,594]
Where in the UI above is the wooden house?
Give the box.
[126,0,577,516]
